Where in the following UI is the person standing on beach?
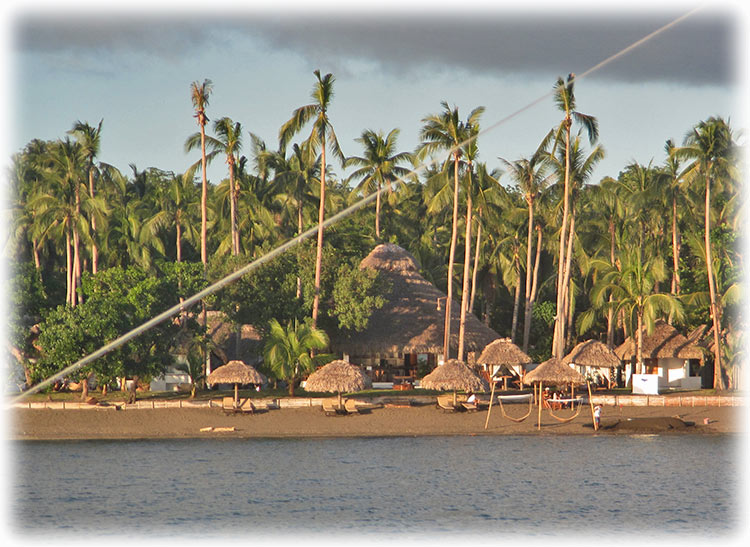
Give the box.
[594,405,602,429]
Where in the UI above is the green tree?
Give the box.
[188,79,213,266]
[418,101,484,360]
[345,128,413,240]
[263,319,330,396]
[279,70,345,328]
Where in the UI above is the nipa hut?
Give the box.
[523,357,586,387]
[614,320,704,389]
[561,340,620,388]
[329,243,501,383]
[207,360,266,407]
[476,338,532,387]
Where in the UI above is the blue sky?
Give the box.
[3,1,747,190]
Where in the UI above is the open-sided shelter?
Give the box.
[329,243,500,383]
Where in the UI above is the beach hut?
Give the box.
[207,360,266,408]
[476,338,532,388]
[420,359,489,407]
[614,320,704,389]
[329,243,500,384]
[561,340,620,388]
[304,360,373,407]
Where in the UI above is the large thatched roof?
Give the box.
[420,359,489,392]
[207,360,266,386]
[330,243,501,355]
[561,340,620,368]
[614,320,704,363]
[477,338,532,366]
[304,360,372,393]
[523,358,585,385]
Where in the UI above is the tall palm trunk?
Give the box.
[458,190,473,361]
[522,197,535,353]
[523,225,543,353]
[375,179,382,239]
[312,140,326,328]
[671,195,680,295]
[560,210,576,354]
[200,122,208,266]
[66,228,73,306]
[73,182,82,306]
[229,158,238,256]
[636,309,644,375]
[443,154,460,361]
[469,219,481,314]
[88,168,98,274]
[704,164,724,389]
[510,246,522,343]
[553,120,572,358]
[297,203,303,300]
[176,210,183,263]
[607,217,617,348]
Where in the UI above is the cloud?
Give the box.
[13,8,737,86]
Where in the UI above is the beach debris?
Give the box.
[199,426,237,433]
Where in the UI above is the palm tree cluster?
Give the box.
[7,71,743,390]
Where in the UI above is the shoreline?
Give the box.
[9,402,744,441]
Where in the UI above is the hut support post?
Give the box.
[485,380,497,430]
[234,383,239,409]
[587,381,597,431]
[537,381,542,431]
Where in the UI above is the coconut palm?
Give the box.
[417,101,484,360]
[187,79,213,266]
[345,128,413,240]
[500,130,554,354]
[279,70,345,328]
[550,74,599,358]
[68,119,103,274]
[673,117,739,389]
[591,249,684,374]
[263,318,331,396]
[145,170,200,263]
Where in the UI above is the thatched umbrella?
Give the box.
[420,359,489,406]
[477,338,531,386]
[207,359,266,408]
[561,340,620,387]
[304,360,373,406]
[523,357,587,431]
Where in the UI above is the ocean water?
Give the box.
[9,435,741,540]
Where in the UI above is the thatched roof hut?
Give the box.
[614,320,704,363]
[420,359,489,392]
[561,340,620,368]
[305,360,373,394]
[330,243,500,355]
[523,358,585,385]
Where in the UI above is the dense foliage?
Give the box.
[6,72,743,391]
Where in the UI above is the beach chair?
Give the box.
[436,394,459,412]
[222,396,255,415]
[322,398,343,416]
[344,398,362,415]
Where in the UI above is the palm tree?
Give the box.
[418,101,484,360]
[263,319,330,396]
[145,170,200,263]
[673,117,738,390]
[550,74,598,358]
[500,131,554,354]
[211,117,243,255]
[345,128,413,240]
[279,70,345,328]
[661,139,685,296]
[188,79,213,266]
[591,249,684,375]
[68,119,103,274]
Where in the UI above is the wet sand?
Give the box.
[9,401,744,441]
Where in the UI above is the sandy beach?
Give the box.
[9,400,744,441]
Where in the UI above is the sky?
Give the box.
[2,0,747,192]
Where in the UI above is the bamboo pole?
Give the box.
[537,381,542,431]
[485,380,497,429]
[587,380,598,431]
